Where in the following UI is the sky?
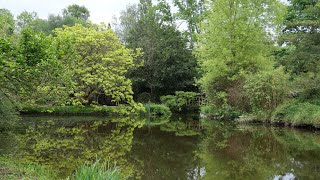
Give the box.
[0,0,140,24]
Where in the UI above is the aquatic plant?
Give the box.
[69,161,121,180]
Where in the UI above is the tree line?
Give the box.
[1,0,319,126]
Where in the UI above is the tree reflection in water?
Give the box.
[3,116,320,179]
[14,116,144,178]
[198,120,320,180]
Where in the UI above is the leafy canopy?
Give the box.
[54,24,142,108]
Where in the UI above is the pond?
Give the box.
[1,115,320,179]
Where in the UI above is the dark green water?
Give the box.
[1,115,320,179]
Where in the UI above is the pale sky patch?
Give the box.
[0,0,140,24]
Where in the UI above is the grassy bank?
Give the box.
[20,105,120,116]
[20,104,173,120]
[203,100,320,129]
[0,157,58,179]
[271,101,320,128]
[0,157,121,180]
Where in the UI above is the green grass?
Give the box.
[0,157,58,180]
[0,157,122,180]
[235,101,320,128]
[271,100,320,128]
[68,161,121,180]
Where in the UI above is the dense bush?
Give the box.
[144,103,172,118]
[200,104,241,120]
[160,91,199,112]
[243,68,289,117]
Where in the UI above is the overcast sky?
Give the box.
[0,0,140,24]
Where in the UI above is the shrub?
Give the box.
[243,68,289,116]
[200,104,241,120]
[160,91,199,112]
[144,103,171,118]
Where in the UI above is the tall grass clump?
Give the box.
[69,161,121,180]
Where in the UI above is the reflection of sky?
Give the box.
[0,0,139,24]
[273,173,295,180]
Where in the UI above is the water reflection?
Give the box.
[130,125,200,180]
[1,116,320,179]
[14,116,145,178]
[198,121,320,180]
[159,114,204,136]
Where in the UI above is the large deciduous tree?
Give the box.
[173,0,205,48]
[196,0,286,114]
[116,0,198,100]
[62,4,90,21]
[0,9,14,36]
[54,24,141,107]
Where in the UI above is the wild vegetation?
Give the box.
[0,0,320,178]
[1,0,320,127]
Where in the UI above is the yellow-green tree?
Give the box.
[196,0,286,117]
[54,24,141,108]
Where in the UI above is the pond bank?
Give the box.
[20,105,117,115]
[0,157,121,180]
[20,104,174,121]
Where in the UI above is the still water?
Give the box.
[1,115,320,179]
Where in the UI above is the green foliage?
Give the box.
[282,0,320,47]
[160,121,200,136]
[43,14,84,34]
[270,0,320,128]
[144,116,170,126]
[116,0,198,99]
[173,0,205,47]
[15,28,73,106]
[160,91,199,112]
[54,24,141,109]
[196,0,286,118]
[17,5,90,34]
[0,9,14,36]
[16,11,39,31]
[144,103,172,118]
[62,4,90,21]
[0,156,58,180]
[69,161,121,180]
[21,105,116,115]
[271,100,320,128]
[14,116,144,178]
[19,28,52,66]
[200,103,242,120]
[243,68,289,116]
